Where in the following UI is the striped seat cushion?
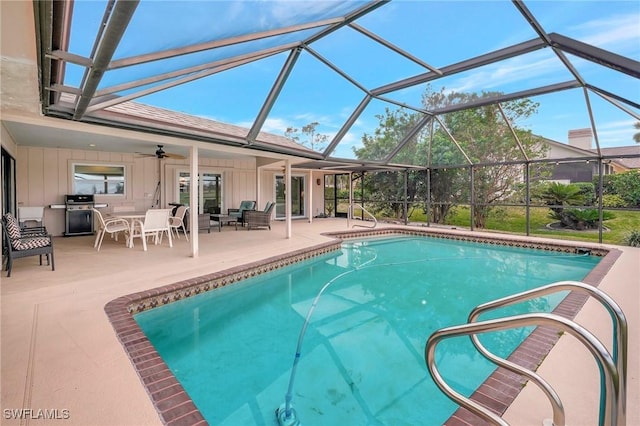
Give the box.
[12,235,52,251]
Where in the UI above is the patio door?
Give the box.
[177,171,222,213]
[275,175,305,219]
[325,173,350,218]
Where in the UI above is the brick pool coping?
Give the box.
[104,227,621,425]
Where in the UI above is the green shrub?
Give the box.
[574,182,595,205]
[602,194,627,208]
[597,171,640,207]
[623,229,640,247]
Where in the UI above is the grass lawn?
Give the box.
[407,205,640,246]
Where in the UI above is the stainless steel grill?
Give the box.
[64,194,95,236]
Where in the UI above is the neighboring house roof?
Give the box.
[595,146,640,169]
[540,136,639,170]
[539,136,598,158]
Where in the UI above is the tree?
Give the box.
[284,122,329,151]
[354,108,426,219]
[427,88,546,228]
[352,87,547,227]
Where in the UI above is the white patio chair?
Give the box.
[92,208,130,251]
[169,205,189,241]
[130,209,173,251]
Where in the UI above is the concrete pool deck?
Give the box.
[1,219,638,425]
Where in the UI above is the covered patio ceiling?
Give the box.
[25,0,640,169]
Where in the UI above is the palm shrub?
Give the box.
[541,182,584,222]
[539,182,618,230]
[562,208,615,230]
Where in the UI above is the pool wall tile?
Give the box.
[104,227,621,425]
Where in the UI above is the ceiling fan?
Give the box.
[136,144,186,160]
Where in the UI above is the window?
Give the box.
[73,164,125,195]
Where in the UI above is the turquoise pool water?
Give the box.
[135,235,600,425]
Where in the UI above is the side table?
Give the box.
[210,214,237,231]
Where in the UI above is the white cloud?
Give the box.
[573,14,640,51]
[257,117,292,134]
[447,53,562,93]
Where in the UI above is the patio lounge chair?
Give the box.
[2,213,54,277]
[245,201,275,230]
[228,200,256,227]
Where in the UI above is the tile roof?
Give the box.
[594,146,640,169]
[60,93,318,156]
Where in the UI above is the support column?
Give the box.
[308,170,313,223]
[525,162,530,236]
[285,160,292,239]
[469,166,475,231]
[403,170,408,225]
[189,145,199,257]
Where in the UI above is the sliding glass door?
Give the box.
[178,172,222,213]
[275,175,305,218]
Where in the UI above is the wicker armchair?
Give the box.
[2,213,54,277]
[244,201,275,230]
[228,200,256,227]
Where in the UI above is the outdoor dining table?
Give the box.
[109,211,146,248]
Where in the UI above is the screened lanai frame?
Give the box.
[34,0,640,242]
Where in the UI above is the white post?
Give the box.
[256,164,262,209]
[189,145,199,257]
[307,169,313,223]
[348,172,353,228]
[285,160,292,239]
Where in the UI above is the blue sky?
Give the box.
[68,1,640,159]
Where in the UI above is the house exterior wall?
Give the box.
[14,146,259,236]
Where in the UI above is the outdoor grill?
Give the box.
[64,194,95,236]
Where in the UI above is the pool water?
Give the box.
[135,236,600,425]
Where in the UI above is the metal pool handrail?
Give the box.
[425,313,621,426]
[350,202,377,229]
[467,280,627,426]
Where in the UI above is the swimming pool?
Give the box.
[129,233,603,425]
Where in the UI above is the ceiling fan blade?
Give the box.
[164,153,187,160]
